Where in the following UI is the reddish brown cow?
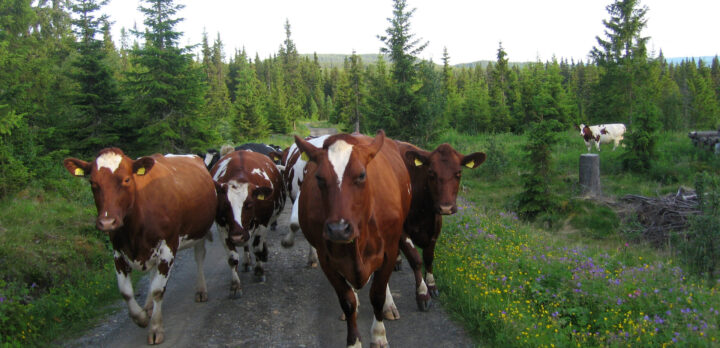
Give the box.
[296,131,411,348]
[396,141,485,310]
[211,150,285,294]
[63,149,217,345]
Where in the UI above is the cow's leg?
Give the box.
[321,264,362,348]
[282,198,301,247]
[114,253,149,328]
[146,242,175,345]
[425,217,442,298]
[219,226,242,298]
[398,236,430,311]
[242,245,253,272]
[252,228,268,282]
[307,246,319,268]
[143,268,157,315]
[369,260,397,348]
[193,241,208,302]
[394,253,402,271]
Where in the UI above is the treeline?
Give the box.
[1,0,720,197]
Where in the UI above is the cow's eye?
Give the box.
[356,171,366,184]
[124,177,131,184]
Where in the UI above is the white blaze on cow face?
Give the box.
[96,152,123,173]
[327,140,354,188]
[203,153,214,167]
[251,168,272,189]
[226,180,250,229]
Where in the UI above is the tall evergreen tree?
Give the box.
[378,0,428,140]
[364,55,393,133]
[279,19,305,130]
[124,0,218,153]
[200,32,233,141]
[66,0,125,154]
[232,49,269,140]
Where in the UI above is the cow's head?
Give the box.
[405,144,485,215]
[295,131,384,243]
[64,148,154,232]
[214,175,273,245]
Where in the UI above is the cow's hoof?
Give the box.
[306,260,318,269]
[428,285,439,299]
[383,306,400,320]
[241,263,251,272]
[281,237,294,248]
[370,340,389,348]
[147,329,164,345]
[132,313,150,328]
[195,291,208,302]
[416,294,432,312]
[230,283,242,299]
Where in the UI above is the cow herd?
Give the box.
[63,124,620,346]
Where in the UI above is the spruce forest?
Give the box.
[1,0,719,197]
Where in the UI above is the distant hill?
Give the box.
[301,54,532,69]
[665,56,717,65]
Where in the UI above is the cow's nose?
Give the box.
[97,217,117,231]
[325,221,353,242]
[437,204,456,215]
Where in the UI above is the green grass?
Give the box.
[0,179,119,346]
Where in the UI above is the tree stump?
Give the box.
[579,154,601,196]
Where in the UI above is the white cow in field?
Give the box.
[578,123,626,152]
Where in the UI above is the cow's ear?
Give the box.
[461,152,486,169]
[252,186,273,201]
[132,157,155,176]
[214,181,228,194]
[365,130,386,160]
[295,135,322,162]
[405,150,430,168]
[268,151,283,163]
[63,158,91,177]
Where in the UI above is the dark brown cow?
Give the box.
[296,131,411,348]
[63,149,217,345]
[396,141,486,310]
[211,150,285,293]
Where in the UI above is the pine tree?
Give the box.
[590,0,659,172]
[200,32,233,141]
[279,19,305,130]
[378,0,428,139]
[232,50,269,140]
[66,0,125,154]
[488,43,512,132]
[124,0,219,153]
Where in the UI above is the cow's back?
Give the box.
[134,154,217,241]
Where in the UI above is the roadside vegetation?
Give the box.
[433,129,720,346]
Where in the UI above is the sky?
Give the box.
[103,0,719,64]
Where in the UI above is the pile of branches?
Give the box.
[619,188,701,247]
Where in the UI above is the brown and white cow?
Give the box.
[396,141,486,311]
[279,134,330,267]
[211,149,285,294]
[295,131,411,348]
[578,123,626,152]
[64,149,217,345]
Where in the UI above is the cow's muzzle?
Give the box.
[97,216,122,232]
[230,227,250,245]
[436,204,457,215]
[324,221,354,243]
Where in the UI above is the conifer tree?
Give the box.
[124,0,218,153]
[66,0,125,154]
[364,55,394,134]
[279,19,305,130]
[232,50,269,140]
[378,0,428,139]
[201,32,232,141]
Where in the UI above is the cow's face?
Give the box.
[406,144,486,215]
[215,179,272,245]
[64,148,154,232]
[295,132,384,244]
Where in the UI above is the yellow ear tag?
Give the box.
[257,194,265,200]
[414,158,423,167]
[465,160,474,169]
[301,152,309,161]
[74,168,84,176]
[136,167,146,175]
